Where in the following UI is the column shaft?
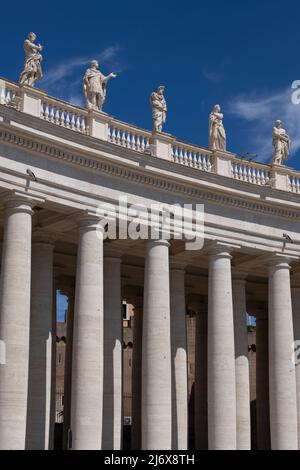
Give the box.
[0,198,33,449]
[268,259,298,449]
[256,314,271,449]
[25,240,55,449]
[131,298,143,450]
[292,287,300,450]
[63,291,75,449]
[71,219,104,449]
[170,268,188,450]
[142,240,172,450]
[207,248,236,449]
[102,256,122,450]
[233,278,251,449]
[195,309,208,449]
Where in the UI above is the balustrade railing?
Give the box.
[172,143,213,172]
[0,79,20,107]
[289,173,300,193]
[231,159,270,186]
[41,98,88,134]
[108,122,151,152]
[1,77,300,193]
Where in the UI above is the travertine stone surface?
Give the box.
[170,267,188,450]
[25,237,55,450]
[70,218,104,450]
[102,256,122,450]
[0,198,34,449]
[268,257,298,449]
[142,239,172,450]
[232,277,251,450]
[207,246,236,450]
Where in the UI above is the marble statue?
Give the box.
[83,60,117,111]
[19,33,43,87]
[209,104,226,151]
[151,86,167,133]
[272,120,290,165]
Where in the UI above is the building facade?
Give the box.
[0,79,300,450]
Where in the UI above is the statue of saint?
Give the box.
[272,120,290,165]
[19,32,43,87]
[209,104,226,151]
[83,60,117,111]
[151,86,167,133]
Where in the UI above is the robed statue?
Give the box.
[151,86,167,133]
[83,60,117,111]
[272,120,290,165]
[209,104,226,151]
[19,32,43,87]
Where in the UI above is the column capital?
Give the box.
[208,243,233,259]
[104,246,123,260]
[32,228,56,245]
[75,211,105,233]
[232,269,248,282]
[169,257,187,271]
[146,239,170,249]
[268,253,298,269]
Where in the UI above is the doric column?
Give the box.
[25,231,55,449]
[62,282,75,450]
[102,253,123,450]
[232,273,251,449]
[131,290,143,450]
[292,285,300,449]
[268,256,298,449]
[170,263,188,450]
[142,239,172,450]
[194,298,208,449]
[207,245,236,450]
[0,196,34,449]
[70,215,104,450]
[256,310,271,449]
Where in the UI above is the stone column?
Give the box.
[102,254,123,450]
[70,216,104,450]
[292,286,300,450]
[0,197,34,449]
[142,239,172,450]
[268,256,298,450]
[232,274,251,450]
[25,232,55,449]
[207,245,236,450]
[170,264,188,450]
[62,284,75,450]
[256,310,271,449]
[194,300,208,449]
[131,292,143,450]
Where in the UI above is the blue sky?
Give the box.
[1,0,299,321]
[2,0,300,167]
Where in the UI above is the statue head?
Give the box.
[158,85,165,95]
[213,104,221,113]
[91,60,99,69]
[275,119,282,128]
[28,32,36,41]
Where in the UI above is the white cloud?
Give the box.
[202,69,222,83]
[40,46,120,103]
[228,87,300,162]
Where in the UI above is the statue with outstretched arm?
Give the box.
[83,60,117,111]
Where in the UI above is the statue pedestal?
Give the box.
[213,150,235,177]
[20,86,45,117]
[150,132,175,161]
[88,109,111,141]
[271,164,291,191]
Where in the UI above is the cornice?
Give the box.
[1,120,300,222]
